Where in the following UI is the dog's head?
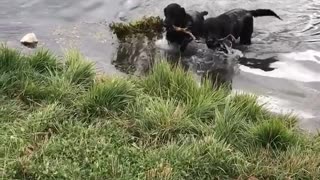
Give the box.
[163,3,187,31]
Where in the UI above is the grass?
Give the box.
[0,45,320,179]
[82,78,138,117]
[109,16,163,41]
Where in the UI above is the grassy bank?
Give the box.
[0,45,319,179]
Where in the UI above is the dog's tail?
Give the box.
[200,11,208,17]
[250,9,282,20]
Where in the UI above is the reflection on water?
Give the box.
[111,34,158,76]
[0,0,320,132]
[112,32,244,88]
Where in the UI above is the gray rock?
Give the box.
[20,33,38,48]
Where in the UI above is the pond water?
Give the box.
[1,0,320,132]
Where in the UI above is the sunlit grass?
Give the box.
[28,49,60,74]
[251,118,298,150]
[82,78,138,116]
[63,49,95,87]
[0,45,319,179]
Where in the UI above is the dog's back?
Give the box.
[220,9,248,18]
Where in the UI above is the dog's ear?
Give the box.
[179,7,187,16]
[164,7,168,16]
[200,11,208,17]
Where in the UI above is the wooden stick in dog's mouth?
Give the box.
[218,34,236,43]
[172,25,196,40]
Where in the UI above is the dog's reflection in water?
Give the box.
[112,35,241,86]
[112,34,278,88]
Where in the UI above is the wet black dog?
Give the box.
[203,9,282,49]
[163,3,208,52]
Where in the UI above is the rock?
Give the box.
[20,33,38,48]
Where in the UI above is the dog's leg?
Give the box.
[240,16,254,45]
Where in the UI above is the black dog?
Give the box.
[203,9,282,49]
[163,3,208,52]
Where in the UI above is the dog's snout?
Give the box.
[163,19,175,31]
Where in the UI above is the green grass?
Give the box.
[82,78,138,117]
[0,45,320,179]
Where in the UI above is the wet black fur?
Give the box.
[203,8,282,49]
[163,3,208,52]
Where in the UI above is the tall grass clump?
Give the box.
[0,71,21,95]
[129,96,210,145]
[251,119,298,150]
[181,78,229,122]
[27,49,60,74]
[213,99,251,148]
[143,136,247,179]
[229,93,267,122]
[82,78,137,116]
[0,47,95,105]
[0,45,27,94]
[139,60,198,101]
[0,45,25,73]
[63,49,96,87]
[139,60,228,122]
[21,73,80,104]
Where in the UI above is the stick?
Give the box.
[172,25,196,40]
[218,34,236,42]
[217,34,237,50]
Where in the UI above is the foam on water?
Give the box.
[279,50,320,64]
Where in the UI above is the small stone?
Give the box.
[20,33,38,48]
